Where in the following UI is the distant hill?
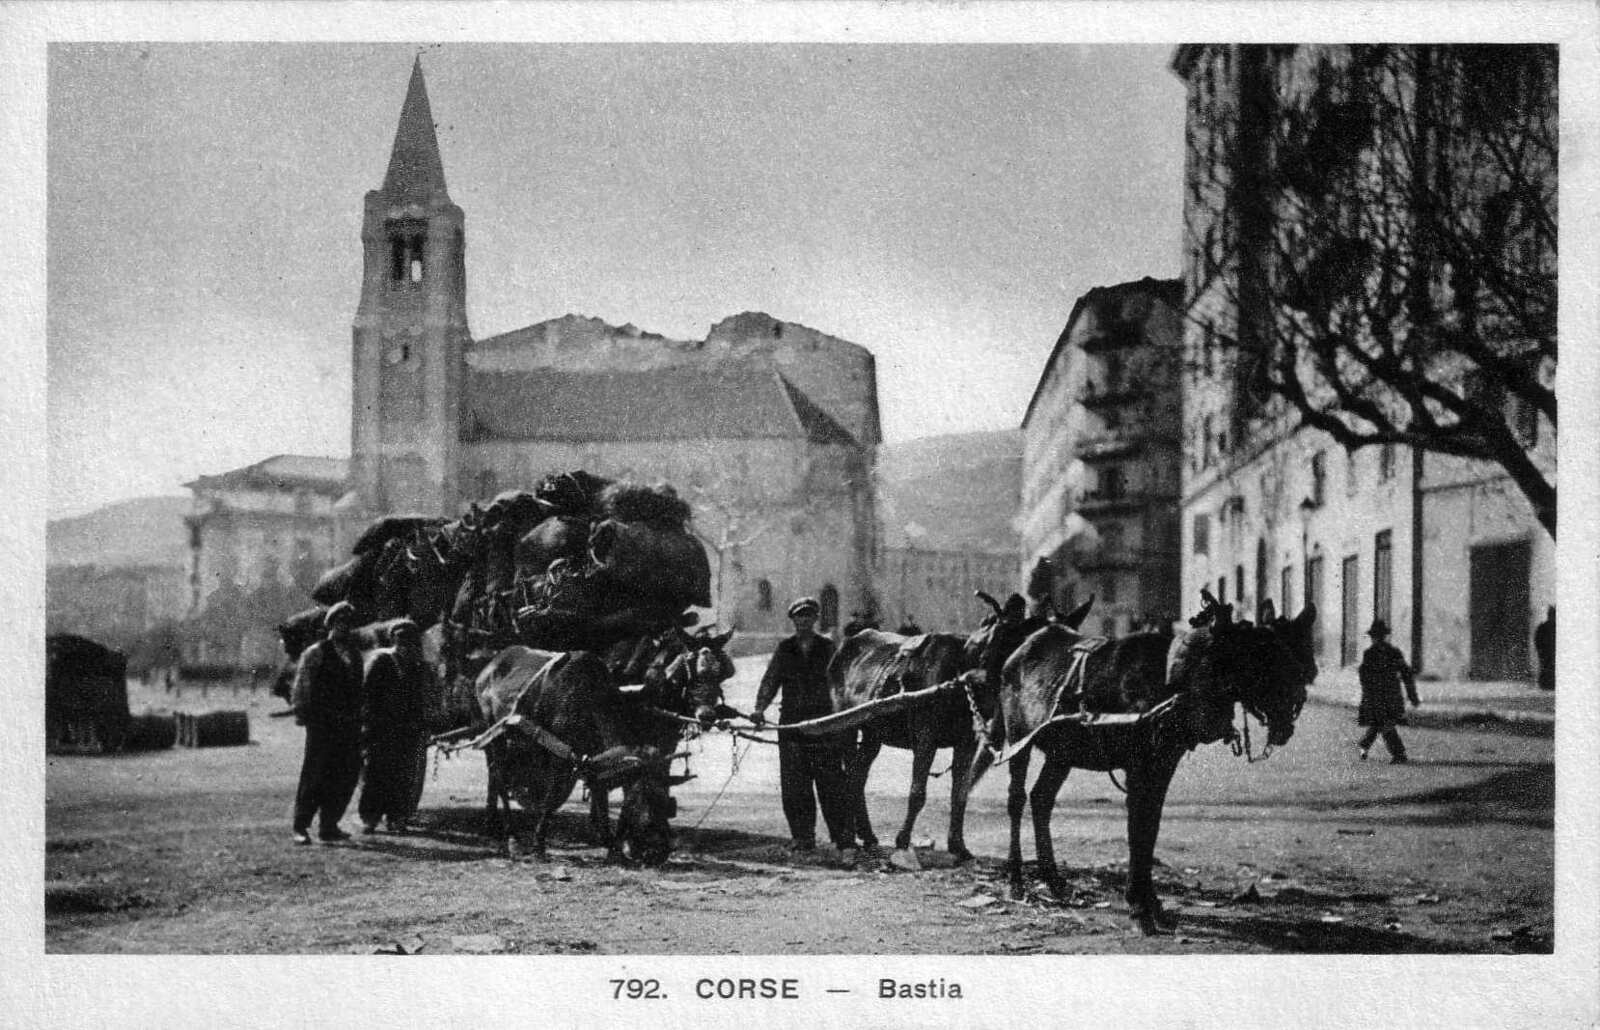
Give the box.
[47,496,191,570]
[876,430,1021,553]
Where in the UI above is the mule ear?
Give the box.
[1259,599,1277,623]
[1062,594,1095,630]
[1002,594,1027,621]
[1295,603,1317,627]
[974,590,1003,617]
[1200,587,1220,610]
[712,629,735,650]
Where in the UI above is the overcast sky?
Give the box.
[47,42,1185,517]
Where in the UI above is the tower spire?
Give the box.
[382,56,448,200]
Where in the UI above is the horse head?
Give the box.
[586,745,674,866]
[965,590,1052,686]
[649,627,736,728]
[1175,591,1316,748]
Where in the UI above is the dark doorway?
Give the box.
[1469,541,1532,680]
[1341,554,1361,667]
[819,584,840,634]
[1306,553,1325,658]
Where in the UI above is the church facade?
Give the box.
[187,60,882,659]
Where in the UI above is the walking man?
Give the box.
[358,620,436,834]
[290,601,365,844]
[1357,618,1420,764]
[1534,606,1555,691]
[752,597,855,859]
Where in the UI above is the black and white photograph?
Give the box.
[6,2,1597,1026]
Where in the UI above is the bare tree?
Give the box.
[1187,44,1556,536]
[681,469,777,628]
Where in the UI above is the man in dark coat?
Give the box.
[752,597,854,856]
[290,601,366,844]
[358,619,437,834]
[1357,618,1420,764]
[1534,606,1555,691]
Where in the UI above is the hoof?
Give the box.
[1008,880,1027,901]
[1130,902,1178,935]
[1043,878,1072,903]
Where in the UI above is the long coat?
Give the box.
[1357,640,1418,726]
[755,634,837,724]
[291,638,364,731]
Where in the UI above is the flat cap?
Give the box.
[787,597,820,618]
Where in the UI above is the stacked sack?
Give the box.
[301,469,711,657]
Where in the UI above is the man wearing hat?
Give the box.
[290,601,366,844]
[752,597,854,857]
[1356,617,1420,764]
[358,619,437,834]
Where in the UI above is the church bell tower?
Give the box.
[351,57,469,516]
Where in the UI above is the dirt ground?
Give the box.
[45,658,1553,955]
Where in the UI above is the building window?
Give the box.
[1379,443,1396,481]
[1341,554,1362,667]
[1346,449,1359,495]
[1374,529,1393,627]
[1202,415,1215,469]
[1234,564,1245,611]
[756,578,773,612]
[1099,466,1126,500]
[1192,513,1210,556]
[1281,564,1294,614]
[1217,576,1227,605]
[1306,553,1326,656]
[819,584,839,632]
[1310,451,1327,507]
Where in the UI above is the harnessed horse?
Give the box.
[970,593,1316,934]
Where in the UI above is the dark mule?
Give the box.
[829,594,1093,864]
[596,627,738,827]
[475,645,674,865]
[971,595,1316,934]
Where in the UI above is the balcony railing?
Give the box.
[1077,381,1148,409]
[1074,433,1144,463]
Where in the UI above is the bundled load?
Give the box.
[304,469,711,660]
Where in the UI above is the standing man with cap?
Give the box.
[752,597,855,858]
[358,619,436,834]
[290,601,366,844]
[1356,618,1420,764]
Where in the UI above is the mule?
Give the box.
[971,595,1316,934]
[476,645,675,865]
[830,594,1093,864]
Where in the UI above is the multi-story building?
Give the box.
[1019,278,1184,637]
[1172,44,1555,680]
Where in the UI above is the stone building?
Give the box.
[1019,278,1184,637]
[45,564,188,653]
[1172,44,1555,680]
[186,59,881,657]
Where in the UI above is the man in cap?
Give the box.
[752,597,855,858]
[358,619,438,834]
[1356,618,1420,764]
[290,601,366,843]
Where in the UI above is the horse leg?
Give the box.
[945,738,978,863]
[589,784,614,849]
[1028,753,1073,901]
[894,728,937,852]
[846,738,883,856]
[1005,749,1032,899]
[1124,748,1183,935]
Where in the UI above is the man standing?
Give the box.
[752,597,854,857]
[290,601,365,844]
[1357,618,1420,764]
[358,620,437,834]
[1534,606,1555,691]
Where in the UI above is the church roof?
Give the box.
[463,365,858,446]
[185,455,349,495]
[382,57,449,201]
